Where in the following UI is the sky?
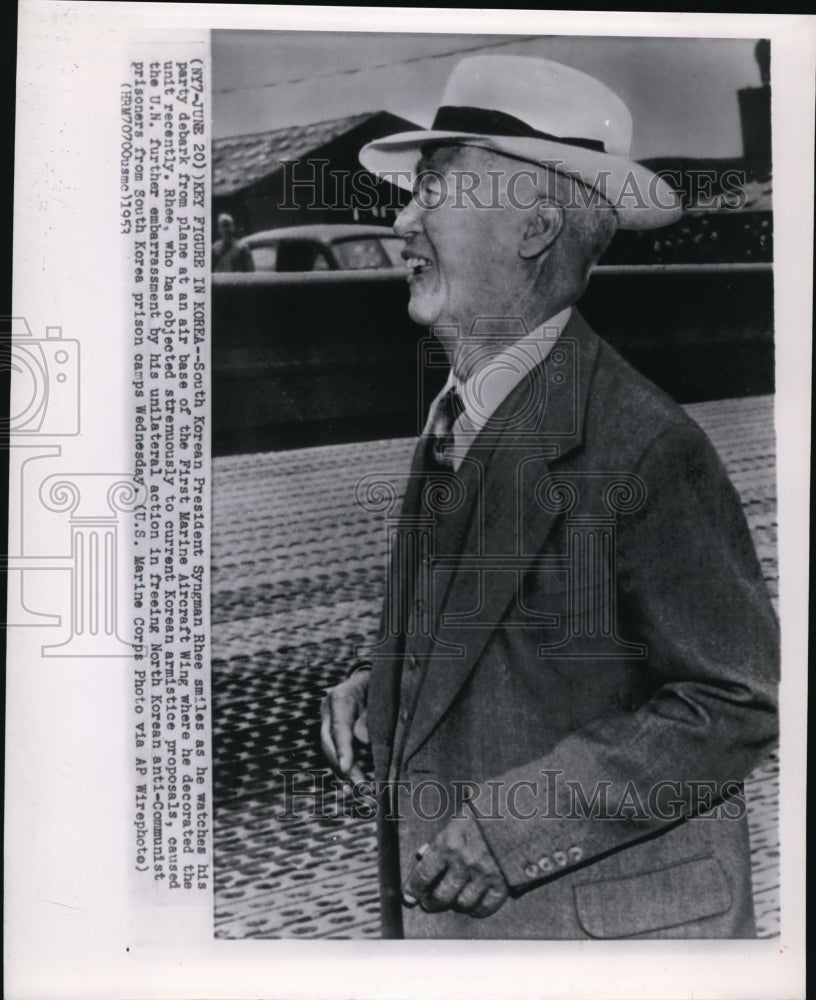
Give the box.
[212,32,765,160]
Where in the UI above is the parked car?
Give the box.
[244,224,405,273]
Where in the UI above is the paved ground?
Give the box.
[211,395,779,939]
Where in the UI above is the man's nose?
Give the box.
[393,196,422,237]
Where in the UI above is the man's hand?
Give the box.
[402,810,509,918]
[320,669,370,785]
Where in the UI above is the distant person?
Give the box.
[212,213,254,272]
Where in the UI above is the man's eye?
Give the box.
[415,173,444,205]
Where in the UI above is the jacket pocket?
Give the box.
[573,855,732,938]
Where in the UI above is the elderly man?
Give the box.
[321,56,778,940]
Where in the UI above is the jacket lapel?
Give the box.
[365,434,429,751]
[401,311,600,764]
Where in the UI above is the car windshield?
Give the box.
[250,244,278,270]
[251,240,332,272]
[333,236,401,270]
[379,237,406,267]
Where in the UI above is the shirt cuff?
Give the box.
[345,660,373,680]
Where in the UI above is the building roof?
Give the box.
[213,112,386,197]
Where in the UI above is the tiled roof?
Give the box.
[213,112,377,196]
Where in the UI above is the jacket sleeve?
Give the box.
[470,422,779,891]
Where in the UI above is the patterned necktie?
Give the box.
[427,386,465,471]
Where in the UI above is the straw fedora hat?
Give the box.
[360,55,683,230]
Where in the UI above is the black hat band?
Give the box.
[430,105,606,154]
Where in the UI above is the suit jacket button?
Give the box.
[537,856,554,873]
[568,846,583,863]
[407,654,418,670]
[524,863,540,879]
[554,850,568,867]
[399,707,409,722]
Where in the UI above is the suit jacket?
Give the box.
[364,310,779,939]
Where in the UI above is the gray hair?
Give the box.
[544,169,618,293]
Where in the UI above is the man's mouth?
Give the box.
[403,254,433,277]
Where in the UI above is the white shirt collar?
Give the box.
[424,307,572,469]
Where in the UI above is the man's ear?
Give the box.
[518,202,564,260]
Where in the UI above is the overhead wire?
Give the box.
[213,35,542,95]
